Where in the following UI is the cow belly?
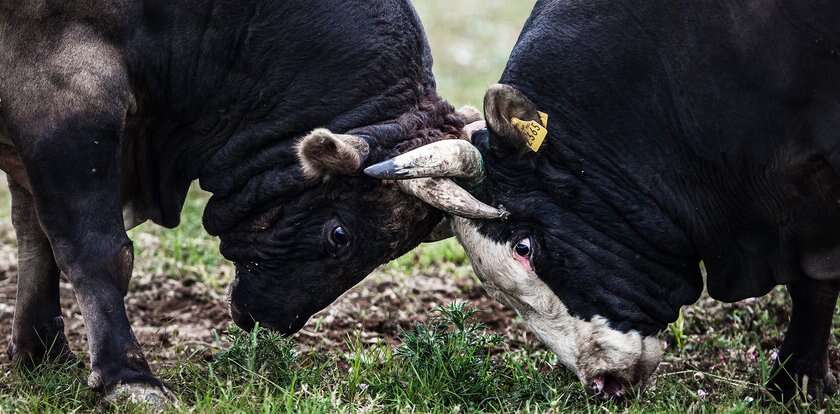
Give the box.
[122,199,148,230]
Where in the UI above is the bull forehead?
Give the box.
[368,181,435,233]
[450,217,663,383]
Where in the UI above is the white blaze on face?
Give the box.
[451,217,663,390]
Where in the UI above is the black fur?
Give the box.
[473,0,840,339]
[0,0,462,392]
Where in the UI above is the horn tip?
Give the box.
[364,160,398,179]
[497,205,511,221]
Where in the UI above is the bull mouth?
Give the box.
[228,299,308,334]
[229,305,256,331]
[579,349,660,400]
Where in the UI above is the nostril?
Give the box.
[589,374,626,399]
[592,375,605,394]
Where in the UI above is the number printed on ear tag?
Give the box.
[511,111,549,152]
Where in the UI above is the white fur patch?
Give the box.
[451,217,663,387]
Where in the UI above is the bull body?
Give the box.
[370,0,840,400]
[467,0,840,399]
[0,0,462,401]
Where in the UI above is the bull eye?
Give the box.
[513,237,532,258]
[330,225,350,247]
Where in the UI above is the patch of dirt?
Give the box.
[0,245,534,370]
[292,267,536,354]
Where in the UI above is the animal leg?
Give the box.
[6,178,74,365]
[768,278,838,403]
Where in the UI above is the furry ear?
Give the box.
[457,105,483,124]
[484,84,543,154]
[296,129,370,179]
[456,105,487,141]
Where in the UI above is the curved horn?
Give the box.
[396,178,509,220]
[364,139,484,181]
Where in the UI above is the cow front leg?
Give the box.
[22,137,173,406]
[6,179,74,365]
[5,100,174,404]
[20,131,175,406]
[768,278,838,402]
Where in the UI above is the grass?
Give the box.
[5,302,838,413]
[413,0,532,108]
[3,0,840,413]
[5,304,566,413]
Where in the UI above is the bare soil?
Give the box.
[0,252,533,370]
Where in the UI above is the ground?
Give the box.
[2,0,840,412]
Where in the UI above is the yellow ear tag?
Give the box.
[510,111,549,152]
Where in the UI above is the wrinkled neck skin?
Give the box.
[120,0,461,235]
[115,1,471,335]
[197,92,462,238]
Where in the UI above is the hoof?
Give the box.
[824,371,837,395]
[7,337,76,368]
[768,369,836,404]
[103,382,177,410]
[7,317,76,367]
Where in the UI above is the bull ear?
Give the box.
[457,105,483,124]
[296,128,370,179]
[484,84,546,154]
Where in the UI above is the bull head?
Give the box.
[364,85,676,399]
[225,104,512,335]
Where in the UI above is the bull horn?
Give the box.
[396,178,509,220]
[364,139,484,181]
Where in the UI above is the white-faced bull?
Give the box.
[367,0,840,401]
[0,0,506,405]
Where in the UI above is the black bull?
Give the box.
[368,0,840,401]
[0,0,490,402]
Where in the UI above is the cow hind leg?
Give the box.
[6,179,74,366]
[768,278,839,403]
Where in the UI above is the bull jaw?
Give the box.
[449,216,664,395]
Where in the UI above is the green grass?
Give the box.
[413,0,533,108]
[127,188,233,290]
[5,303,836,413]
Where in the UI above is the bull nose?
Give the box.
[229,302,256,332]
[262,316,306,336]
